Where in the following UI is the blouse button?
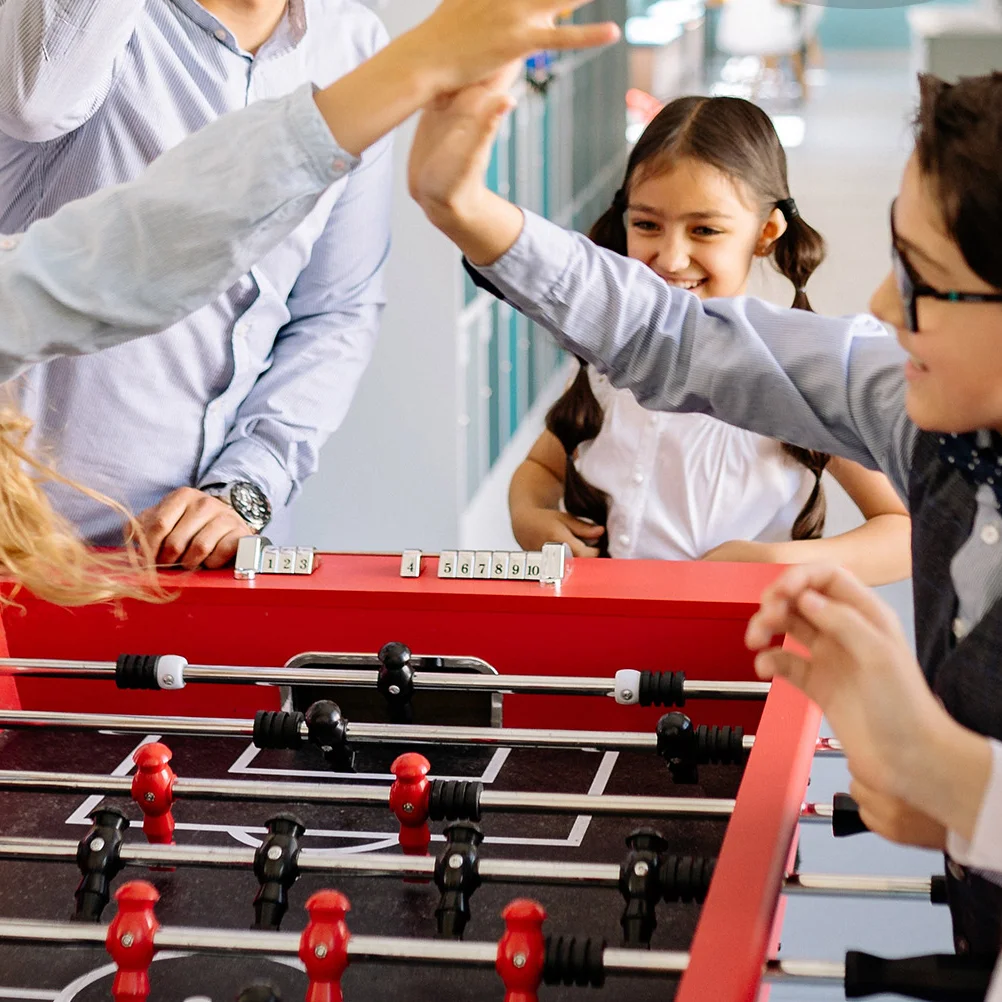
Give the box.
[633,472,644,485]
[618,534,630,547]
[648,416,658,427]
[981,524,999,545]
[0,237,15,251]
[214,28,227,40]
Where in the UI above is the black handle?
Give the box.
[832,793,870,837]
[846,951,993,1001]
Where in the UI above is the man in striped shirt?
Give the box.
[0,0,392,567]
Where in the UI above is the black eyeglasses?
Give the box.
[890,199,1002,333]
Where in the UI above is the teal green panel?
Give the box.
[465,333,480,502]
[509,309,520,436]
[488,303,501,467]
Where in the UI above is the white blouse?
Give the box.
[573,369,816,560]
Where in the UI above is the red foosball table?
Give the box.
[0,554,922,1002]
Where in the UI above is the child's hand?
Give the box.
[744,563,943,800]
[849,778,947,850]
[701,539,779,563]
[511,505,604,557]
[409,73,517,224]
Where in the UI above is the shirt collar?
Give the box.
[169,0,308,58]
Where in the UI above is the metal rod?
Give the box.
[783,873,933,900]
[0,657,770,700]
[0,710,843,760]
[0,838,937,904]
[0,917,855,988]
[0,768,737,819]
[764,958,846,985]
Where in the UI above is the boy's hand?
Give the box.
[850,778,947,850]
[512,505,604,557]
[744,563,942,799]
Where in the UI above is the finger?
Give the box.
[160,503,218,565]
[753,648,811,689]
[745,596,793,649]
[178,517,237,571]
[568,540,601,558]
[201,528,248,570]
[770,563,897,634]
[560,516,604,538]
[137,492,190,558]
[539,21,621,52]
[793,588,879,661]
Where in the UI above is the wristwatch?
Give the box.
[202,481,272,533]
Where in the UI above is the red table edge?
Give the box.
[677,678,822,1002]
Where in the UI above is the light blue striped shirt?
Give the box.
[0,87,354,379]
[0,0,391,543]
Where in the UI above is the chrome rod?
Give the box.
[0,710,842,761]
[0,657,770,700]
[764,958,846,985]
[0,769,735,818]
[783,873,933,899]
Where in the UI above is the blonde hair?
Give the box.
[0,406,167,607]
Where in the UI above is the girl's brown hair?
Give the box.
[0,403,165,606]
[546,96,829,556]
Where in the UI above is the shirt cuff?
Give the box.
[287,83,362,188]
[200,438,296,512]
[946,739,1002,874]
[475,209,578,309]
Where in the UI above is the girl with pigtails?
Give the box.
[508,96,911,585]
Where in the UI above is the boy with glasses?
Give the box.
[407,69,1002,957]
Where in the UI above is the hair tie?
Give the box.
[777,197,799,220]
[612,188,627,212]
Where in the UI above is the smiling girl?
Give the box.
[508,96,910,585]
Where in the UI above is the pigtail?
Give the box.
[772,199,831,539]
[545,361,612,557]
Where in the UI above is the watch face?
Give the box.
[230,481,272,530]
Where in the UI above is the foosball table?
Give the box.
[0,554,983,1001]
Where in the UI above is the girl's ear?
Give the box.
[754,207,788,257]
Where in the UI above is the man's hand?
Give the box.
[138,487,255,570]
[511,505,604,558]
[702,540,779,563]
[850,779,947,850]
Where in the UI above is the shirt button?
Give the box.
[333,158,348,172]
[952,617,969,640]
[648,416,658,427]
[0,237,15,251]
[618,534,630,547]
[981,524,1000,545]
[235,322,250,337]
[633,472,644,485]
[214,28,227,40]
[947,860,966,881]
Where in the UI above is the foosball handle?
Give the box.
[74,807,130,921]
[832,794,870,838]
[619,829,669,947]
[390,753,432,855]
[496,899,547,1002]
[131,743,177,845]
[105,881,160,1002]
[377,642,415,725]
[253,813,305,930]
[434,822,484,938]
[299,891,351,1002]
[845,950,995,1000]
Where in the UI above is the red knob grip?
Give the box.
[299,890,351,1002]
[106,881,160,1002]
[131,742,176,844]
[389,753,431,855]
[496,899,547,1002]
